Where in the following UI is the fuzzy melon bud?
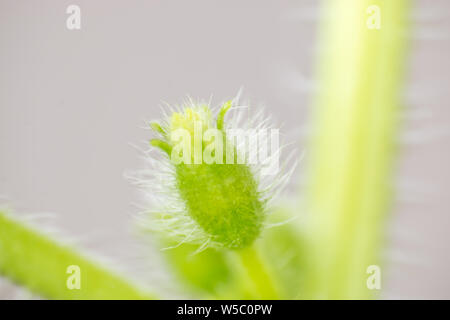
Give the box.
[150,102,265,249]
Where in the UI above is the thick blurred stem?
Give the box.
[0,212,156,299]
[306,0,410,299]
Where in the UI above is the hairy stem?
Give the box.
[306,0,410,299]
[0,212,156,299]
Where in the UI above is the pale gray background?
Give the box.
[0,0,449,299]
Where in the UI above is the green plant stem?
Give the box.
[232,245,280,299]
[0,212,156,299]
[306,0,410,299]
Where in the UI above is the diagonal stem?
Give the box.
[0,211,157,299]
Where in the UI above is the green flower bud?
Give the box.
[136,98,288,250]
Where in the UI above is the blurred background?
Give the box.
[0,0,449,299]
